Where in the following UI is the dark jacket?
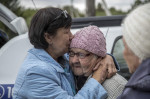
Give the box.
[117,58,150,99]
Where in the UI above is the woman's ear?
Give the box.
[44,33,53,45]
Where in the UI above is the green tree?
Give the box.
[96,3,126,16]
[109,7,126,15]
[21,9,37,26]
[96,3,106,16]
[129,0,150,12]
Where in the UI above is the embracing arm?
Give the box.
[107,53,120,71]
[93,54,119,79]
[25,66,107,99]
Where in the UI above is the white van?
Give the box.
[0,3,131,99]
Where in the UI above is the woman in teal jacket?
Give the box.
[13,7,116,99]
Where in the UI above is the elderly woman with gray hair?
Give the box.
[117,3,150,99]
[69,25,127,99]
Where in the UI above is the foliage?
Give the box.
[96,3,106,16]
[128,0,150,12]
[95,3,126,16]
[109,7,126,15]
[0,0,149,40]
[21,9,37,26]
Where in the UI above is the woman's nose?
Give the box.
[71,55,79,63]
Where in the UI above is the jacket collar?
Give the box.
[126,58,150,91]
[28,48,68,73]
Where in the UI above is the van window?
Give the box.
[111,36,131,80]
[0,22,18,48]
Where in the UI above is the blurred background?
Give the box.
[0,0,149,39]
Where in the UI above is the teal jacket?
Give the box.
[13,48,107,99]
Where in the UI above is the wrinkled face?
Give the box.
[123,38,140,73]
[69,48,98,76]
[47,27,73,56]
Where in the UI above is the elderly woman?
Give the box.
[69,25,127,99]
[117,3,150,99]
[13,7,117,99]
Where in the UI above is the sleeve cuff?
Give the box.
[84,78,107,99]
